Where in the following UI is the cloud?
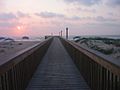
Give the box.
[35,12,65,18]
[17,11,30,18]
[34,11,117,23]
[0,22,17,28]
[71,16,81,20]
[0,20,22,31]
[65,15,117,23]
[106,0,120,6]
[0,13,17,21]
[0,12,28,30]
[77,8,96,13]
[66,7,96,14]
[64,0,101,6]
[95,16,116,22]
[66,16,81,21]
[108,12,114,16]
[0,12,30,21]
[67,15,116,22]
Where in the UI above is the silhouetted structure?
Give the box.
[45,36,52,39]
[22,36,29,39]
[61,30,62,37]
[66,27,68,39]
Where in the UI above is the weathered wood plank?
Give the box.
[26,37,90,90]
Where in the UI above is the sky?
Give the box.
[0,0,120,37]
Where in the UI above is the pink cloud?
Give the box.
[35,12,65,18]
[64,0,101,6]
[17,11,30,18]
[0,12,17,21]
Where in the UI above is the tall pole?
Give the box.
[61,30,62,37]
[66,27,68,39]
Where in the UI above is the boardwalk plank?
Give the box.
[26,37,91,90]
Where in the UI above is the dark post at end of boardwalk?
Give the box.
[66,27,68,39]
[61,30,62,37]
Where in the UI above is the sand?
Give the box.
[0,41,40,64]
[77,40,120,60]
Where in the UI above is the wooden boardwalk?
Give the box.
[26,37,91,90]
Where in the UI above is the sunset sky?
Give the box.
[0,0,120,37]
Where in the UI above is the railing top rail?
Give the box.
[0,37,52,74]
[61,37,120,76]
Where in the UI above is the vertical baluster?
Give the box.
[0,75,2,90]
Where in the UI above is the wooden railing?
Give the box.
[60,38,120,90]
[0,37,53,90]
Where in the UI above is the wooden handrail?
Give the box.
[0,37,53,90]
[69,41,120,76]
[60,37,120,90]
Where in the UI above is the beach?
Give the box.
[0,41,40,60]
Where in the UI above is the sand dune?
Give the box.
[73,37,120,60]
